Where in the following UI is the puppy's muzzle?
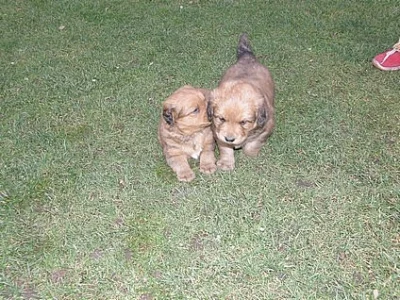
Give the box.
[224,136,236,143]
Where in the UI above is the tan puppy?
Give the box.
[158,85,217,182]
[209,34,275,170]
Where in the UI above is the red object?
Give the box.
[372,39,400,71]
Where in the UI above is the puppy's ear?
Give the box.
[163,107,175,125]
[198,88,211,100]
[197,89,213,120]
[256,105,267,127]
[206,90,215,121]
[206,101,213,121]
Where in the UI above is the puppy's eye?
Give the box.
[239,120,250,126]
[191,107,199,114]
[217,116,226,122]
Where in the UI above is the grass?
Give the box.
[1,0,399,298]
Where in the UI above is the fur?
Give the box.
[158,85,217,181]
[209,34,275,170]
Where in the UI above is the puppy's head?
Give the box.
[162,86,211,135]
[209,81,267,146]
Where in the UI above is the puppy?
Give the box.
[209,33,275,170]
[158,85,217,182]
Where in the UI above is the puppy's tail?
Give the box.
[237,33,255,60]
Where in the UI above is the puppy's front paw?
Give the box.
[243,143,261,157]
[217,159,235,171]
[176,169,196,182]
[243,147,260,157]
[200,162,217,174]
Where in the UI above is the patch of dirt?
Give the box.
[139,293,153,300]
[90,249,103,260]
[152,271,162,279]
[124,249,133,261]
[189,232,209,251]
[110,274,129,295]
[353,271,364,285]
[50,269,67,283]
[114,217,124,227]
[21,284,38,300]
[337,251,348,263]
[295,179,316,188]
[13,278,38,300]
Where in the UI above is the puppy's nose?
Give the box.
[224,136,235,143]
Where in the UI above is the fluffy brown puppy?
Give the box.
[209,34,275,170]
[158,85,217,182]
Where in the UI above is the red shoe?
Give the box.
[372,39,400,71]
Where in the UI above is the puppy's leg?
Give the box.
[216,144,235,171]
[243,139,263,157]
[200,150,217,174]
[243,126,273,157]
[199,136,217,174]
[166,155,195,182]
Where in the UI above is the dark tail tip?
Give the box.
[237,33,254,59]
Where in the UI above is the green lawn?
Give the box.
[1,0,399,299]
